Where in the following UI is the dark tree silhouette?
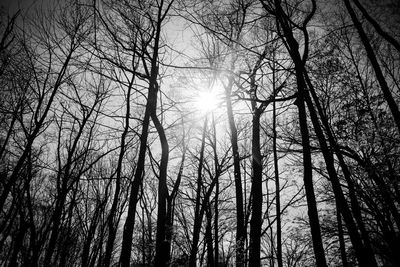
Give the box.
[1,0,399,266]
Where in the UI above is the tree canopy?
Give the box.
[0,0,399,266]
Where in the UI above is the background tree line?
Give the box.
[0,0,399,266]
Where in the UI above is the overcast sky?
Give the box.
[1,0,43,15]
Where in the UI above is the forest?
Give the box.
[0,0,399,266]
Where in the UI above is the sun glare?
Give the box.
[195,90,220,113]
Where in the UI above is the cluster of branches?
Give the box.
[0,0,399,266]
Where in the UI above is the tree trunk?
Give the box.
[212,113,220,267]
[119,2,164,263]
[153,112,170,267]
[206,204,214,267]
[165,139,186,266]
[270,1,327,265]
[304,71,378,267]
[103,72,135,267]
[249,109,262,267]
[119,103,152,267]
[9,216,27,266]
[0,50,73,212]
[224,76,246,267]
[336,202,349,267]
[296,73,327,267]
[343,0,400,134]
[351,0,400,53]
[82,204,102,267]
[44,102,95,267]
[304,83,376,267]
[189,117,208,267]
[272,71,283,267]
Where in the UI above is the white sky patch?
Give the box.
[195,90,220,113]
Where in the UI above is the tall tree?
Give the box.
[118,1,174,266]
[260,0,328,266]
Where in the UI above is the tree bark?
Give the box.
[249,108,262,267]
[336,202,349,267]
[206,204,214,267]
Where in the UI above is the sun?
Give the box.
[195,90,220,113]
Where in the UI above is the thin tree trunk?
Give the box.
[82,203,102,267]
[0,51,73,212]
[304,71,378,267]
[44,194,66,266]
[165,139,186,263]
[212,114,220,267]
[118,0,172,263]
[119,105,151,267]
[214,180,219,267]
[189,117,208,267]
[206,204,214,267]
[153,112,170,267]
[44,101,96,267]
[103,71,135,267]
[351,0,400,53]
[336,202,349,267]
[272,69,283,267]
[224,76,245,267]
[141,208,146,266]
[343,0,400,134]
[304,84,376,267]
[249,108,262,267]
[296,71,327,267]
[0,111,17,159]
[9,216,27,266]
[26,168,39,267]
[269,1,327,265]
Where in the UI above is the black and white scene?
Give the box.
[0,0,399,266]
